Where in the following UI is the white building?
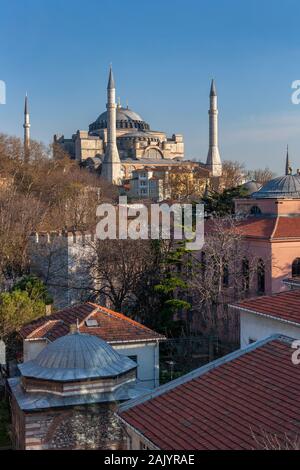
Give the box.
[230,288,300,348]
[129,168,168,201]
[19,302,165,389]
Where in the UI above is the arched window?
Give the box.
[144,148,163,160]
[242,257,249,291]
[292,258,300,277]
[257,259,265,294]
[222,263,229,287]
[250,205,261,215]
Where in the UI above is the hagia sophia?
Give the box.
[24,66,223,188]
[55,100,185,169]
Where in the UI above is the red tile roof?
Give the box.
[231,289,300,326]
[204,217,276,239]
[20,302,165,344]
[118,336,300,450]
[236,217,276,238]
[205,216,300,240]
[273,217,300,239]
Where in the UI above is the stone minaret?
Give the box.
[23,93,30,161]
[101,66,122,184]
[206,79,222,177]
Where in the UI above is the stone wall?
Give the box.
[29,232,96,309]
[10,395,26,449]
[23,403,125,450]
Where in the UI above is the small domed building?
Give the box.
[8,330,147,450]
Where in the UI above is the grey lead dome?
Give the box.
[89,106,150,132]
[241,180,262,195]
[251,174,300,199]
[19,333,136,382]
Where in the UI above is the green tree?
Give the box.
[203,186,248,216]
[0,290,45,343]
[127,240,190,337]
[152,242,191,336]
[12,275,53,305]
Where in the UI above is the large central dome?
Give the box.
[19,332,136,381]
[89,106,150,133]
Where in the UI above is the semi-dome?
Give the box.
[19,332,136,382]
[251,174,300,199]
[89,106,150,132]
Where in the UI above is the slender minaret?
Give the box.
[206,79,222,177]
[101,66,122,184]
[23,93,30,161]
[285,145,292,175]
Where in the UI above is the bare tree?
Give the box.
[251,428,300,450]
[220,160,246,189]
[85,239,158,312]
[246,167,275,185]
[187,215,265,341]
[0,185,46,287]
[167,169,208,201]
[0,133,117,290]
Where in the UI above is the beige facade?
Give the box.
[54,73,223,183]
[128,163,209,201]
[54,105,184,180]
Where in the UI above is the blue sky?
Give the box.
[1,0,300,173]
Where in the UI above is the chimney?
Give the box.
[69,323,78,334]
[45,304,52,316]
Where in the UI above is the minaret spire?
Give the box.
[210,79,217,97]
[285,145,292,175]
[107,64,115,89]
[101,65,122,184]
[23,93,30,161]
[206,79,222,177]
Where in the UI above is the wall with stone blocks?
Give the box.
[29,232,96,309]
[19,403,125,450]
